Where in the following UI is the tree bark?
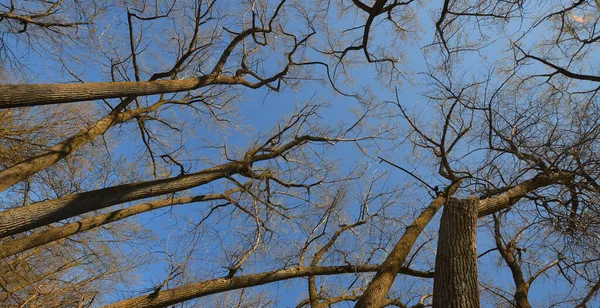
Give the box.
[493,214,532,308]
[0,135,331,238]
[477,172,570,217]
[432,197,480,308]
[0,98,134,193]
[355,172,569,307]
[0,192,234,257]
[355,180,462,308]
[0,75,235,193]
[0,77,217,108]
[0,26,269,191]
[0,162,243,238]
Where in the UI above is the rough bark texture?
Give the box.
[0,135,328,239]
[0,193,229,257]
[0,77,213,108]
[0,162,242,238]
[433,197,480,308]
[353,173,567,307]
[355,180,462,308]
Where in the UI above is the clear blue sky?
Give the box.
[2,0,598,307]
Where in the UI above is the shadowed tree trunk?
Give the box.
[0,134,336,238]
[0,189,242,257]
[356,172,569,308]
[433,197,480,308]
[0,75,244,193]
[0,162,242,238]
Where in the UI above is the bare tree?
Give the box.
[3,0,600,307]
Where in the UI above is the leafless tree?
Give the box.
[3,1,600,307]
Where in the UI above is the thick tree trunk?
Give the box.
[0,77,215,108]
[433,197,480,308]
[355,173,568,308]
[0,162,242,238]
[355,180,462,308]
[0,135,326,238]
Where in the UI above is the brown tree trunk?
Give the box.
[493,215,532,308]
[0,77,216,108]
[0,135,327,238]
[103,264,431,308]
[433,197,480,308]
[477,172,569,217]
[104,265,381,308]
[0,75,239,193]
[0,162,242,238]
[0,192,234,257]
[0,98,134,193]
[355,173,568,308]
[355,180,462,308]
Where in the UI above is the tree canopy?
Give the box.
[2,0,600,307]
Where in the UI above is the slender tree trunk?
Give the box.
[0,99,134,193]
[104,265,381,308]
[576,279,600,308]
[493,215,532,308]
[477,172,569,217]
[104,264,431,308]
[0,162,243,238]
[0,192,234,257]
[433,197,480,308]
[0,75,241,193]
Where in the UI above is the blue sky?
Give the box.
[2,0,600,307]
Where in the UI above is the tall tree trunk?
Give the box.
[0,191,236,257]
[433,197,480,308]
[355,180,462,308]
[355,173,567,308]
[103,264,431,308]
[0,98,134,193]
[0,162,242,238]
[0,77,216,108]
[0,75,234,193]
[0,135,325,238]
